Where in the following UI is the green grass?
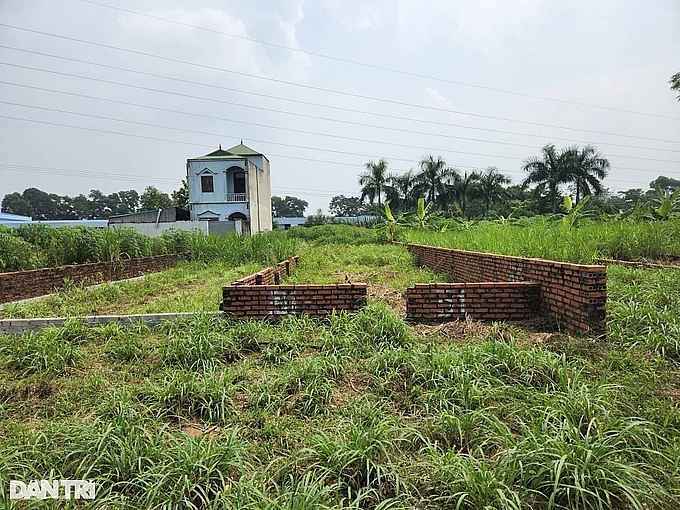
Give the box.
[0,234,679,508]
[403,217,680,263]
[0,260,261,319]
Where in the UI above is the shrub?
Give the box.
[0,231,44,271]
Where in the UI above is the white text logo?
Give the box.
[9,480,96,500]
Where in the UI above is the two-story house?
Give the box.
[186,142,273,233]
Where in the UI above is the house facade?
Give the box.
[186,143,273,233]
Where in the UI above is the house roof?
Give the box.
[188,143,267,164]
[227,143,262,156]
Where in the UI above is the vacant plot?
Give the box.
[1,232,679,509]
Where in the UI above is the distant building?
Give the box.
[0,211,107,228]
[108,207,190,224]
[276,217,307,230]
[0,212,32,226]
[186,142,273,233]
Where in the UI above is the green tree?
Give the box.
[87,189,112,218]
[328,195,366,217]
[22,188,59,220]
[478,167,511,218]
[71,194,91,219]
[567,145,610,204]
[451,170,480,217]
[670,72,680,101]
[1,192,32,217]
[649,176,680,194]
[271,195,308,217]
[522,144,573,214]
[415,155,455,208]
[359,158,389,205]
[385,170,418,214]
[171,180,189,210]
[140,186,172,211]
[115,190,140,214]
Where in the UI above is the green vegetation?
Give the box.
[0,231,678,508]
[0,226,297,272]
[402,217,680,263]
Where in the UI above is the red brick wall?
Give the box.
[230,256,299,286]
[220,283,367,319]
[0,253,190,304]
[403,243,606,333]
[407,282,540,322]
[222,256,365,319]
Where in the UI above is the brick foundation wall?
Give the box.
[403,243,606,333]
[220,283,367,319]
[0,253,190,304]
[230,256,299,286]
[221,256,366,319]
[407,282,541,322]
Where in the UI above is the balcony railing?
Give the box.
[226,193,247,202]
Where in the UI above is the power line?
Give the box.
[2,45,679,154]
[5,100,680,167]
[76,0,679,121]
[0,164,355,196]
[1,114,675,181]
[2,22,678,144]
[0,163,667,197]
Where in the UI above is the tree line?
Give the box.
[1,185,187,220]
[340,143,679,219]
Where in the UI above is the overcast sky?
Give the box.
[1,0,678,213]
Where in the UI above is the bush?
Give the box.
[0,231,44,271]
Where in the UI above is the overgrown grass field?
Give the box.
[0,225,679,508]
[403,217,680,264]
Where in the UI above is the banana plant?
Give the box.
[561,194,592,228]
[653,185,680,220]
[404,198,442,230]
[375,202,400,242]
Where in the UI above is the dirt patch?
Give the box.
[414,318,498,342]
[367,284,406,316]
[656,386,680,402]
[0,380,55,404]
[330,373,370,411]
[414,316,572,347]
[597,258,680,270]
[180,421,220,438]
[334,271,406,316]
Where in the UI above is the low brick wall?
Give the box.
[220,284,367,319]
[221,256,366,319]
[403,243,606,333]
[0,253,190,304]
[230,256,299,286]
[407,282,540,322]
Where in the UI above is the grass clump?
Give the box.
[0,327,82,375]
[403,217,680,263]
[607,265,680,359]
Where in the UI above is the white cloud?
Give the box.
[424,86,454,109]
[118,4,310,82]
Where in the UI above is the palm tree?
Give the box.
[415,155,454,208]
[567,144,610,205]
[522,144,572,214]
[451,170,480,217]
[359,159,388,205]
[670,72,680,101]
[478,167,510,218]
[385,170,418,213]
